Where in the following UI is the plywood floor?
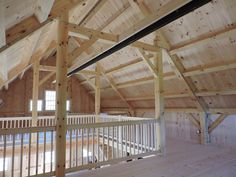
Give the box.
[68,139,236,177]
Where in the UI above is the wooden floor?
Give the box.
[68,138,236,177]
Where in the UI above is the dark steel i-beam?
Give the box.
[68,0,211,76]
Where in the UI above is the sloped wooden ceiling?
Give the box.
[0,0,236,113]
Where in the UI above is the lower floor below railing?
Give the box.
[0,118,159,177]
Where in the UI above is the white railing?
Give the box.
[66,119,158,172]
[0,115,96,129]
[97,115,152,122]
[0,115,159,177]
[0,126,56,177]
[0,115,151,129]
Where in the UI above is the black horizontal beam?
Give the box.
[68,0,211,76]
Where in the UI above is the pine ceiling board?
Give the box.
[164,79,189,94]
[68,37,78,54]
[70,40,111,69]
[175,36,236,69]
[138,32,156,45]
[117,78,189,98]
[103,4,142,35]
[4,0,36,29]
[204,95,236,108]
[144,0,173,14]
[111,64,152,84]
[162,0,236,46]
[149,57,174,73]
[190,69,236,91]
[85,0,127,30]
[130,100,154,108]
[99,46,141,71]
[163,61,174,73]
[101,99,127,108]
[4,31,41,84]
[165,97,196,108]
[101,89,119,99]
[99,77,110,88]
[119,82,155,98]
[32,21,57,54]
[69,0,98,25]
[4,47,22,71]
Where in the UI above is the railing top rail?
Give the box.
[99,115,153,120]
[67,119,158,130]
[0,114,154,124]
[0,126,56,135]
[0,114,96,121]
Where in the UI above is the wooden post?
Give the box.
[95,63,101,121]
[199,112,210,144]
[0,0,5,48]
[55,12,68,177]
[154,49,166,155]
[32,59,40,126]
[0,1,7,85]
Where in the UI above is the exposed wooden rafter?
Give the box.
[82,58,236,86]
[68,1,130,65]
[101,87,236,101]
[79,0,108,26]
[99,64,134,111]
[139,49,158,77]
[164,51,209,112]
[170,26,236,55]
[0,1,6,87]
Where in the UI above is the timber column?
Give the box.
[32,58,40,126]
[95,63,101,121]
[199,112,210,144]
[154,49,166,155]
[55,11,69,177]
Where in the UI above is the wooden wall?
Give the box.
[0,69,95,117]
[137,111,236,149]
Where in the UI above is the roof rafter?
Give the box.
[101,87,236,101]
[99,64,134,111]
[164,50,209,112]
[69,1,131,65]
[139,49,158,77]
[170,26,236,55]
[79,0,109,26]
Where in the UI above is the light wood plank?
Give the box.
[154,48,166,155]
[170,27,236,54]
[99,64,134,111]
[163,50,208,112]
[95,64,101,117]
[32,58,40,126]
[55,12,69,177]
[35,0,55,23]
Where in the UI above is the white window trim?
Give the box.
[45,90,70,111]
[45,90,56,111]
[29,99,43,112]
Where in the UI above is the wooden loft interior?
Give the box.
[1,0,236,115]
[0,0,236,177]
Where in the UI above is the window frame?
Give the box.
[29,99,43,112]
[45,90,70,112]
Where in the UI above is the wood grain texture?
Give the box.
[68,138,236,177]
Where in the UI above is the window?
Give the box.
[45,90,56,111]
[29,100,43,111]
[66,100,70,112]
[45,90,70,111]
